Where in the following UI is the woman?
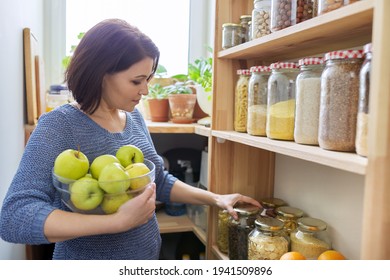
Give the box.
[0,19,260,259]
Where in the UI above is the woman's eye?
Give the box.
[132,80,142,85]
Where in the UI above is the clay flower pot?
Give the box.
[147,98,170,122]
[168,94,197,124]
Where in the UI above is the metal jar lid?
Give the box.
[260,197,286,209]
[276,206,304,218]
[254,216,284,232]
[234,204,260,216]
[297,217,327,232]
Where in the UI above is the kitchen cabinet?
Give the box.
[206,0,390,260]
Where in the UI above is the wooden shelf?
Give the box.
[211,245,228,260]
[212,130,367,175]
[146,121,210,136]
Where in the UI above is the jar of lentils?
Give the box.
[260,197,287,218]
[251,0,271,39]
[240,15,252,43]
[217,209,230,254]
[294,57,324,145]
[318,49,364,152]
[234,69,251,132]
[247,65,271,136]
[248,216,289,260]
[266,62,299,140]
[222,23,242,49]
[275,206,304,236]
[228,204,260,260]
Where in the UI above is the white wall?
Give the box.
[0,0,44,260]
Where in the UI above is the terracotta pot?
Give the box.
[168,94,197,124]
[147,98,170,122]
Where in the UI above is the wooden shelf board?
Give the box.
[218,0,374,61]
[157,211,194,234]
[211,130,367,175]
[211,245,229,260]
[146,121,210,136]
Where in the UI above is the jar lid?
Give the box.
[255,216,284,231]
[234,204,260,216]
[222,23,241,28]
[250,65,271,72]
[260,197,286,208]
[297,217,327,232]
[240,15,251,20]
[298,57,324,66]
[364,43,372,54]
[324,49,364,60]
[237,69,251,75]
[270,62,298,69]
[275,206,304,218]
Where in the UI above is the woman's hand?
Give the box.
[216,193,261,220]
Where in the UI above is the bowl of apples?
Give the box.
[52,145,155,214]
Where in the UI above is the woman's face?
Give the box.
[101,57,154,112]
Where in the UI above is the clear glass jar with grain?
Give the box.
[222,23,242,49]
[234,69,251,132]
[217,209,230,254]
[275,206,304,236]
[240,15,252,43]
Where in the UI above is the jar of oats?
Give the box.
[275,206,304,236]
[228,204,260,260]
[248,216,289,260]
[251,0,271,39]
[266,62,299,140]
[222,23,242,49]
[217,209,230,254]
[290,217,331,259]
[259,197,287,218]
[247,65,271,136]
[356,43,372,157]
[318,49,364,152]
[234,69,251,132]
[294,57,324,145]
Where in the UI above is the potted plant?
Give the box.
[166,83,197,124]
[146,83,170,122]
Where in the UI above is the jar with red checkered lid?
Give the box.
[234,69,251,132]
[294,57,324,145]
[266,62,299,140]
[318,49,364,152]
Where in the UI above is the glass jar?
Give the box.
[46,93,69,112]
[318,0,359,15]
[318,50,364,152]
[275,206,304,235]
[356,43,372,157]
[234,69,251,132]
[248,216,289,260]
[270,0,295,32]
[228,204,260,260]
[247,65,271,136]
[260,197,287,218]
[222,23,242,49]
[294,57,324,145]
[240,15,252,43]
[217,209,230,254]
[296,0,318,24]
[266,62,299,140]
[251,0,271,39]
[290,217,331,259]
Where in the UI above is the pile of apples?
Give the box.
[53,144,152,214]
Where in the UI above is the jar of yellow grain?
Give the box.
[234,69,251,132]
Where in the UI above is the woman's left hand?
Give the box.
[215,193,261,220]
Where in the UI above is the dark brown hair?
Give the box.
[65,19,160,114]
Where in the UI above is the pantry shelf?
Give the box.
[211,130,367,175]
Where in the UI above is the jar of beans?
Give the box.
[247,65,271,136]
[356,43,372,157]
[228,204,260,260]
[296,0,318,24]
[294,57,324,145]
[217,209,230,254]
[248,216,289,260]
[318,49,364,152]
[240,15,252,43]
[251,0,271,39]
[270,0,295,32]
[222,23,242,49]
[275,206,304,236]
[290,217,331,259]
[234,69,251,132]
[266,62,299,140]
[318,0,359,15]
[260,197,287,218]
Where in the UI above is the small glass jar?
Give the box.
[356,43,372,157]
[294,57,324,145]
[228,204,260,260]
[266,62,299,140]
[248,216,289,260]
[240,15,252,43]
[318,0,344,15]
[222,23,242,49]
[296,0,318,24]
[234,69,251,132]
[318,50,364,152]
[290,217,331,259]
[46,93,69,112]
[260,197,287,218]
[270,0,295,32]
[251,0,271,39]
[275,206,304,235]
[247,65,271,136]
[217,209,230,254]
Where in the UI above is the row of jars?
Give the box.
[222,0,360,49]
[233,43,372,157]
[217,200,332,260]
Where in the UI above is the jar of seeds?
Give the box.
[234,69,251,132]
[240,15,252,43]
[318,49,364,152]
[217,209,230,254]
[228,204,260,260]
[356,43,372,157]
[247,65,271,136]
[248,216,289,260]
[222,23,242,49]
[290,217,331,259]
[251,0,271,39]
[260,197,287,218]
[275,206,304,236]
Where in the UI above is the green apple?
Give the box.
[70,176,104,211]
[98,162,131,193]
[101,193,133,214]
[125,162,151,190]
[90,154,120,179]
[53,148,89,182]
[116,144,144,168]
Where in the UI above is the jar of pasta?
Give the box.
[222,23,242,49]
[275,206,304,236]
[248,216,289,260]
[217,209,230,254]
[234,69,251,132]
[247,65,271,136]
[290,217,331,259]
[251,0,271,39]
[318,49,364,152]
[228,204,260,260]
[266,62,299,140]
[259,197,287,218]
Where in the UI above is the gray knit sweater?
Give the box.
[0,104,177,259]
